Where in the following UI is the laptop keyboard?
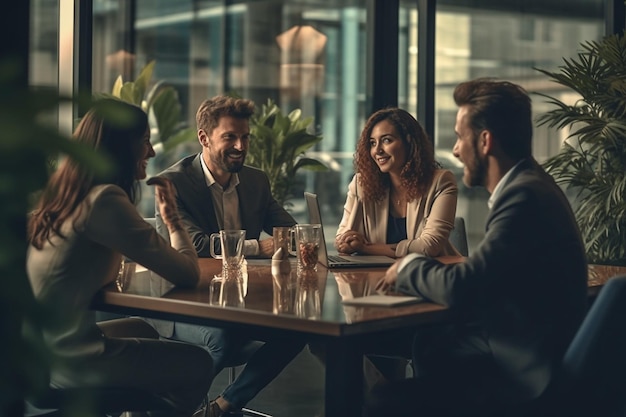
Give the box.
[329,255,354,263]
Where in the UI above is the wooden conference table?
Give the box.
[91,256,626,417]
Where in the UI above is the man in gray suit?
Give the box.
[367,79,588,416]
[154,96,302,417]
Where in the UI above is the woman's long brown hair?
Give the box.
[354,107,439,202]
[28,99,148,249]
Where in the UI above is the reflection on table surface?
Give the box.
[104,257,451,333]
[105,257,626,331]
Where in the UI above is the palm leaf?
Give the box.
[535,30,626,265]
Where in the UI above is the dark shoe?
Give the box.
[206,400,243,417]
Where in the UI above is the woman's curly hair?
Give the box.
[354,108,439,202]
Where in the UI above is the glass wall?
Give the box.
[432,3,603,248]
[91,0,369,223]
[30,0,59,128]
[32,0,608,250]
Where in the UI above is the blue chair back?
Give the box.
[557,274,626,416]
[450,217,469,257]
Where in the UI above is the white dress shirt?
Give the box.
[200,155,259,256]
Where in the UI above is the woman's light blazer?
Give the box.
[336,169,461,257]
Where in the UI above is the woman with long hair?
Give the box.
[27,99,213,416]
[335,107,460,258]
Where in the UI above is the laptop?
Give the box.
[304,192,396,269]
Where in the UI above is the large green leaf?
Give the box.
[134,60,155,98]
[0,56,113,415]
[106,60,195,154]
[151,86,182,142]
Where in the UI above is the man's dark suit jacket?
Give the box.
[397,158,588,404]
[155,153,296,257]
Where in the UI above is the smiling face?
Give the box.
[369,119,408,176]
[453,105,487,187]
[200,115,250,178]
[135,126,155,180]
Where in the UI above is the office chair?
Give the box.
[27,386,175,417]
[548,273,626,417]
[483,274,626,417]
[23,303,176,416]
[450,217,469,257]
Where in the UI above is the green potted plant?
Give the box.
[248,98,328,207]
[98,60,199,215]
[535,30,626,265]
[96,60,197,156]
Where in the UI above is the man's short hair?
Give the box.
[453,78,533,160]
[196,95,255,135]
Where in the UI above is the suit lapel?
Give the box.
[236,168,267,239]
[189,154,220,232]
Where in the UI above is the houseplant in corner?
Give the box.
[248,98,328,208]
[535,30,626,265]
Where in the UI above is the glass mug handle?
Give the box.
[289,228,297,257]
[209,233,222,259]
[272,227,297,257]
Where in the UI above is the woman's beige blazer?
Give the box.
[336,169,460,257]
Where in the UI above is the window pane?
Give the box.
[92,0,368,226]
[433,2,604,250]
[88,0,607,251]
[30,0,59,129]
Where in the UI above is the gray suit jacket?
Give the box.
[396,158,588,404]
[155,153,296,257]
[151,153,296,337]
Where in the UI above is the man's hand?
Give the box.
[258,237,275,258]
[375,259,402,294]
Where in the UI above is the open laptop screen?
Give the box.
[304,192,395,269]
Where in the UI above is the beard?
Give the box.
[213,149,246,173]
[465,147,487,187]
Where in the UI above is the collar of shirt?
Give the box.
[199,154,257,254]
[199,153,240,192]
[487,159,524,210]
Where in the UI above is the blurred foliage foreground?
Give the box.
[0,59,110,416]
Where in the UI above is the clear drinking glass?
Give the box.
[294,224,321,272]
[295,269,321,319]
[271,258,296,314]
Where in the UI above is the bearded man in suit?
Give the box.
[367,79,588,416]
[153,95,302,417]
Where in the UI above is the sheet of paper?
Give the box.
[341,294,422,307]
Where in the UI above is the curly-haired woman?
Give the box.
[335,107,460,258]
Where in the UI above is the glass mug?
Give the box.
[209,230,247,308]
[294,224,321,272]
[209,229,246,267]
[272,226,293,259]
